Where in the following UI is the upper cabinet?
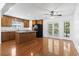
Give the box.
[23,20,29,27]
[37,20,43,24]
[1,16,13,27]
[32,20,43,25]
[32,20,36,25]
[1,15,29,28]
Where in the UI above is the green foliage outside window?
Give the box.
[64,22,70,37]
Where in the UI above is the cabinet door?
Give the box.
[37,20,43,24]
[1,16,12,27]
[32,20,37,25]
[6,16,12,27]
[32,20,43,25]
[9,32,15,40]
[24,20,29,27]
[1,32,10,42]
[1,16,7,26]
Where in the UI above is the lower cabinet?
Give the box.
[1,32,10,42]
[9,32,15,40]
[1,32,15,42]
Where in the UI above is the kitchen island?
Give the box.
[15,31,36,44]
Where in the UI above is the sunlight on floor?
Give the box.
[64,42,70,56]
[11,47,16,56]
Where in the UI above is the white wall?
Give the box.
[0,11,1,44]
[43,19,48,37]
[71,4,79,54]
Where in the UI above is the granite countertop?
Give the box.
[1,29,36,33]
[16,30,36,33]
[1,30,16,32]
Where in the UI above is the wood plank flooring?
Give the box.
[0,37,78,56]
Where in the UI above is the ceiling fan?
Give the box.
[39,4,62,16]
[44,10,62,16]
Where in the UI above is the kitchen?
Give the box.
[1,15,43,44]
[0,3,79,56]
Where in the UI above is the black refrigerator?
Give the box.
[33,24,43,38]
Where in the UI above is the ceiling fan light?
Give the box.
[59,14,62,16]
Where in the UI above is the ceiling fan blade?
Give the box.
[53,14,62,16]
[57,14,62,16]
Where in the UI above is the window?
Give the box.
[54,23,59,36]
[12,19,23,30]
[64,21,70,37]
[48,23,59,36]
[48,24,53,35]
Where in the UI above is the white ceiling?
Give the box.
[1,3,16,15]
[4,3,77,19]
[0,3,5,10]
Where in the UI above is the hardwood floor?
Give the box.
[0,37,78,56]
[0,44,1,56]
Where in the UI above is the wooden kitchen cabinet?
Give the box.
[1,32,15,42]
[15,32,36,44]
[1,16,13,27]
[1,16,6,26]
[32,20,37,25]
[37,20,43,24]
[23,20,29,27]
[1,32,10,42]
[9,32,15,40]
[6,16,12,27]
[32,20,43,25]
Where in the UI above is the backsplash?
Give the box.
[1,27,32,32]
[1,27,18,32]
